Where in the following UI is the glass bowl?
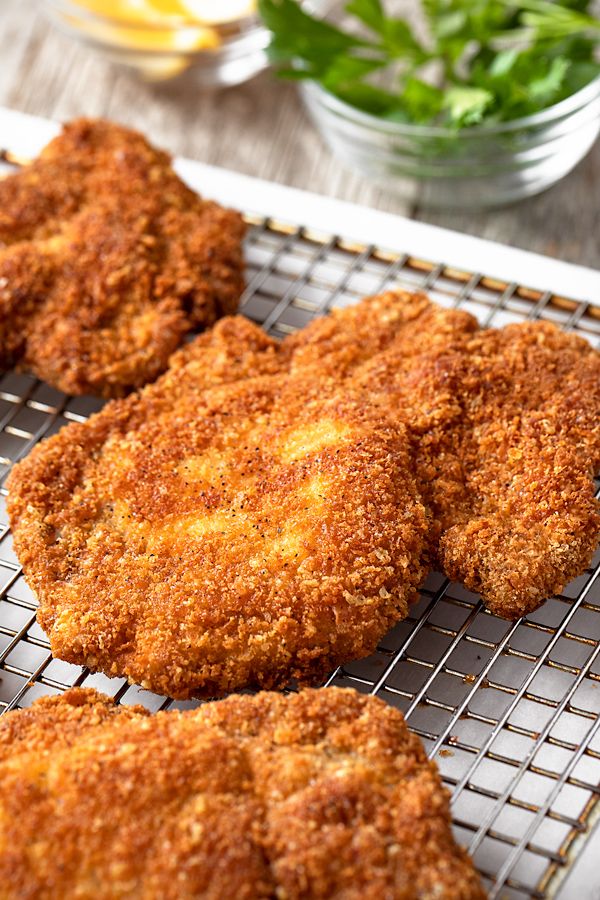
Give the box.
[302,75,600,209]
[42,0,269,87]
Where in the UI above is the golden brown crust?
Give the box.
[285,292,600,619]
[0,687,485,900]
[0,118,245,396]
[8,290,598,702]
[7,315,429,698]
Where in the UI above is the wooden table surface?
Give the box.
[1,0,598,268]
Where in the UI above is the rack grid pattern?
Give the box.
[0,212,599,899]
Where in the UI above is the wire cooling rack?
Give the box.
[1,107,600,900]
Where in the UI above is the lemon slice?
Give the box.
[108,24,220,52]
[73,1,220,48]
[179,0,256,24]
[142,0,193,18]
[70,0,255,80]
[74,0,185,23]
[76,0,256,24]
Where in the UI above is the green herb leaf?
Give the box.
[322,55,388,91]
[333,82,404,116]
[382,18,428,59]
[347,0,426,59]
[443,85,495,126]
[259,0,367,71]
[527,56,571,102]
[489,48,519,77]
[564,59,600,92]
[402,77,445,122]
[344,0,385,33]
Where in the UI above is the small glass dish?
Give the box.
[42,0,269,87]
[302,75,600,209]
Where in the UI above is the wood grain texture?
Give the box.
[0,0,598,267]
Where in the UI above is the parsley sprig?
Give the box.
[258,0,600,127]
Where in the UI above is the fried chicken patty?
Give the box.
[0,687,485,900]
[7,292,598,699]
[7,316,429,698]
[0,118,245,396]
[285,292,600,619]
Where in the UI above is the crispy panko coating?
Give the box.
[0,686,485,900]
[0,118,245,396]
[7,290,597,700]
[7,316,429,698]
[285,292,600,619]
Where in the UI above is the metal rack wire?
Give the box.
[0,212,599,899]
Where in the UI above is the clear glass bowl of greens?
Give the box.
[260,0,600,208]
[302,74,600,208]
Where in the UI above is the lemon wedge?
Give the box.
[71,1,222,50]
[69,0,257,80]
[178,0,256,23]
[73,1,180,22]
[104,24,220,52]
[74,0,256,25]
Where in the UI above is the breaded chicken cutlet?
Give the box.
[285,292,600,619]
[7,293,598,698]
[0,686,485,900]
[7,316,429,698]
[0,118,245,396]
